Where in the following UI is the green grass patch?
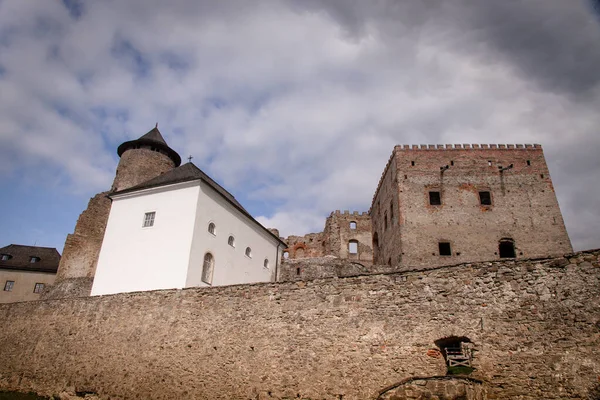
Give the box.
[447,366,475,376]
[0,391,49,400]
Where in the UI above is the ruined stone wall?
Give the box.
[372,144,573,271]
[283,232,327,259]
[278,256,397,282]
[324,211,373,264]
[2,250,599,400]
[44,148,177,299]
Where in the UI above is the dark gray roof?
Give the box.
[0,244,60,273]
[117,127,182,167]
[111,163,286,246]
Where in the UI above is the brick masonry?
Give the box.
[371,144,573,269]
[3,250,599,399]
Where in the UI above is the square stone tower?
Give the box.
[371,144,572,269]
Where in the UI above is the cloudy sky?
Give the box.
[0,0,599,253]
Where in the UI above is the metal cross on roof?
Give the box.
[188,155,193,163]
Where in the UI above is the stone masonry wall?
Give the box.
[110,148,176,192]
[2,250,600,400]
[372,144,573,271]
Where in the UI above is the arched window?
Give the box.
[208,222,216,235]
[264,259,269,269]
[348,240,358,255]
[283,251,289,259]
[499,238,516,258]
[201,253,214,284]
[434,336,474,375]
[228,236,235,247]
[350,221,357,229]
[245,247,252,258]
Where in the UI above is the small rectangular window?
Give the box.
[439,242,452,256]
[143,211,155,227]
[33,283,45,293]
[348,241,358,254]
[526,160,531,166]
[429,191,441,206]
[349,221,357,229]
[479,191,492,206]
[4,280,14,291]
[411,161,415,166]
[1,254,10,261]
[488,160,492,166]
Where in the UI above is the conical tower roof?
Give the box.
[117,126,181,166]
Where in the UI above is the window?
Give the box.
[1,254,11,261]
[33,283,45,293]
[488,160,492,166]
[527,160,531,166]
[348,240,358,254]
[390,201,394,223]
[4,280,14,291]
[450,160,454,166]
[439,242,452,256]
[283,251,289,259]
[143,212,155,227]
[201,253,214,284]
[245,247,252,258]
[349,221,357,230]
[208,222,216,235]
[30,257,40,263]
[264,259,269,269]
[499,239,516,258]
[479,191,492,206]
[228,236,235,247]
[429,191,441,206]
[434,336,474,375]
[384,214,388,230]
[411,161,415,166]
[296,267,301,276]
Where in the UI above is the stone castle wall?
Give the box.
[372,144,573,271]
[3,250,600,400]
[110,148,176,192]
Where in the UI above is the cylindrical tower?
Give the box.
[111,126,181,192]
[43,127,181,299]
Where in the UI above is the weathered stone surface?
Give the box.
[371,145,573,269]
[1,250,599,399]
[378,377,486,400]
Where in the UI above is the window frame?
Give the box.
[349,221,357,230]
[1,254,11,261]
[429,191,442,206]
[4,280,14,291]
[208,222,216,236]
[142,211,156,228]
[245,247,252,258]
[30,256,40,263]
[439,242,452,256]
[228,235,235,247]
[348,240,359,255]
[33,283,45,294]
[478,191,492,206]
[201,252,215,285]
[263,258,269,269]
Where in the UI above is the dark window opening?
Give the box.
[439,242,452,256]
[429,191,441,206]
[487,160,492,166]
[434,336,474,375]
[296,267,301,276]
[540,174,544,179]
[527,160,531,166]
[450,160,454,166]
[499,239,516,258]
[479,191,491,206]
[387,258,391,266]
[390,201,394,223]
[1,254,11,261]
[30,257,40,263]
[384,214,388,230]
[411,161,415,166]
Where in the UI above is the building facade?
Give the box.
[371,144,573,269]
[0,244,60,303]
[91,163,286,296]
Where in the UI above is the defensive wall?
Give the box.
[1,250,599,399]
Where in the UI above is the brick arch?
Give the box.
[291,243,307,258]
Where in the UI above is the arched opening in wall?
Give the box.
[228,235,235,247]
[499,238,516,258]
[208,222,216,235]
[201,253,214,285]
[350,221,357,230]
[434,336,474,376]
[283,251,289,259]
[372,232,379,263]
[295,247,305,258]
[348,240,358,256]
[387,258,391,266]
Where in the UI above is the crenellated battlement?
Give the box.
[395,143,542,150]
[331,210,369,217]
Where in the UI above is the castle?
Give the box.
[3,128,596,399]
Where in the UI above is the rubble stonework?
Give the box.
[2,250,599,399]
[371,144,573,269]
[282,211,373,264]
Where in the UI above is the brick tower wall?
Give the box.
[324,210,373,264]
[372,144,573,270]
[43,148,176,299]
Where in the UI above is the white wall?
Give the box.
[186,181,280,288]
[91,182,199,296]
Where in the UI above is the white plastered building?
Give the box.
[91,162,286,296]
